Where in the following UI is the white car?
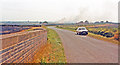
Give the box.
[76,27,88,35]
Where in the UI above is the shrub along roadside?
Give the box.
[32,27,66,63]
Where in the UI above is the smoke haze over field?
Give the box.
[58,0,119,23]
[1,0,119,23]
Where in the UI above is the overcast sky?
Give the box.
[1,0,120,22]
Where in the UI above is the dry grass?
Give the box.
[32,28,66,63]
[88,33,119,44]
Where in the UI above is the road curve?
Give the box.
[48,27,118,63]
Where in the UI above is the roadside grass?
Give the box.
[56,26,75,32]
[46,28,66,63]
[88,33,118,44]
[33,27,66,63]
[56,26,119,44]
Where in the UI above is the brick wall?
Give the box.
[0,29,47,64]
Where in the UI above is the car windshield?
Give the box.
[79,28,86,30]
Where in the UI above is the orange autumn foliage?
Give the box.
[114,33,120,41]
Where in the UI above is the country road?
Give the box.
[48,27,118,63]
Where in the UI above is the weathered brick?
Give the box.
[1,29,47,63]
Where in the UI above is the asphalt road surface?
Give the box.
[48,27,118,63]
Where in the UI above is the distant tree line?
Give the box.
[78,20,89,24]
[39,21,48,24]
[94,21,112,24]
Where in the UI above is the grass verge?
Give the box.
[33,27,66,63]
[56,26,118,44]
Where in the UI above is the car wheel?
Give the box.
[77,33,78,35]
